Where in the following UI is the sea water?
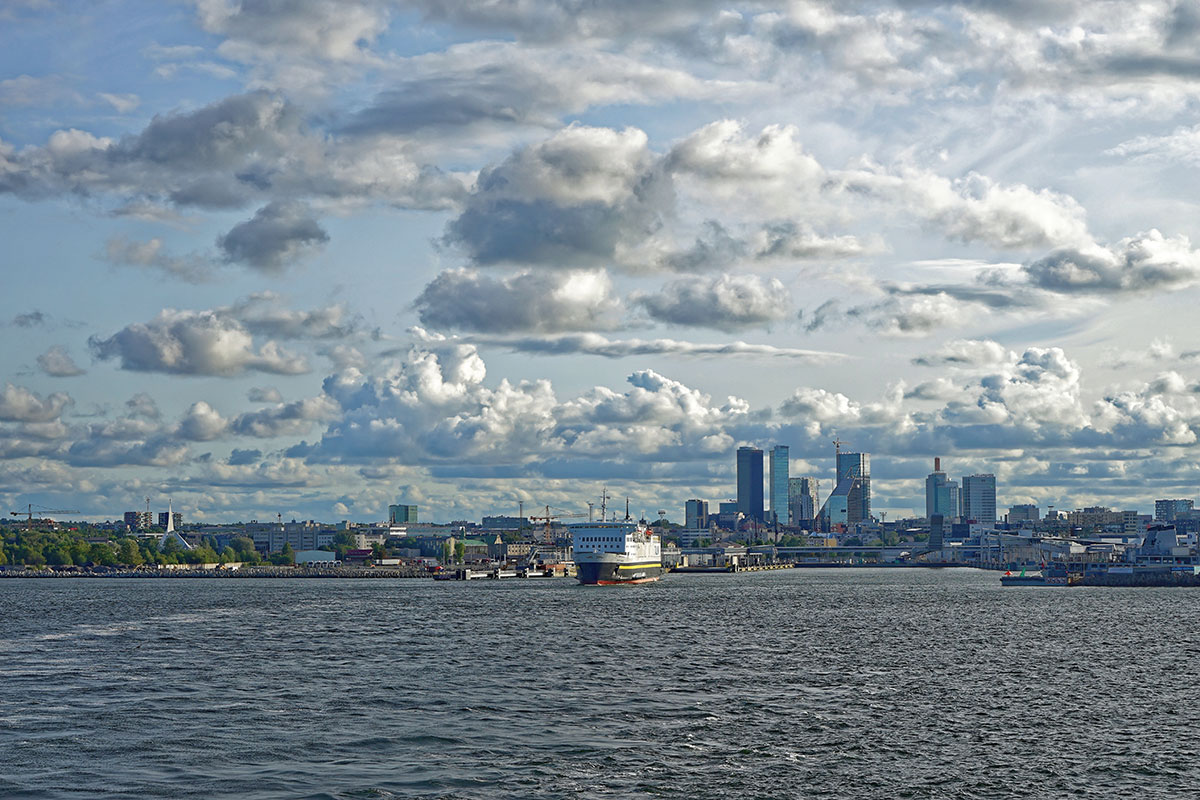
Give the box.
[2,569,1198,798]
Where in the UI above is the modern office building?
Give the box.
[1007,504,1040,523]
[685,499,709,531]
[788,476,818,526]
[925,457,960,520]
[1155,499,1194,522]
[836,451,871,522]
[389,504,418,524]
[769,445,789,525]
[961,474,997,526]
[736,446,765,523]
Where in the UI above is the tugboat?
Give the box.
[1000,568,1052,586]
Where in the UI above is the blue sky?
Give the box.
[5,0,1200,523]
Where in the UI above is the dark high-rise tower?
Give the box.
[836,451,871,523]
[736,446,764,524]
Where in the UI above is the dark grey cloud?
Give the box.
[402,0,726,43]
[0,90,466,215]
[36,346,86,377]
[103,236,216,283]
[228,448,263,466]
[659,221,747,272]
[217,202,329,270]
[0,383,73,423]
[227,293,359,339]
[230,396,339,438]
[65,436,189,468]
[89,309,310,376]
[248,386,284,403]
[1022,231,1200,294]
[415,269,620,333]
[12,311,46,328]
[882,281,1027,309]
[1167,0,1200,47]
[634,274,792,331]
[343,43,726,138]
[753,221,872,260]
[800,299,840,334]
[805,292,972,338]
[442,124,670,267]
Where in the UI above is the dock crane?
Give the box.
[10,503,81,530]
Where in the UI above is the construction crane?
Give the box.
[527,505,588,544]
[10,503,81,530]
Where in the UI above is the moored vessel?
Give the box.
[571,521,663,585]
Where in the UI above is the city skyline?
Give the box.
[6,3,1200,523]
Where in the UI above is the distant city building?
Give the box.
[715,501,741,530]
[929,514,945,550]
[788,477,818,526]
[157,511,183,530]
[925,457,960,521]
[248,519,337,553]
[389,504,418,524]
[769,445,789,526]
[1066,506,1139,532]
[1155,499,1194,522]
[836,451,871,522]
[481,515,524,529]
[1007,504,1040,523]
[961,474,997,526]
[685,499,709,531]
[823,480,853,528]
[123,510,152,531]
[736,446,764,523]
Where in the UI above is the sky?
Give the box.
[4,0,1200,524]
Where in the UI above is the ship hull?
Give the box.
[576,560,664,585]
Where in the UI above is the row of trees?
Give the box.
[0,526,277,568]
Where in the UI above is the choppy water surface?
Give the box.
[3,569,1200,799]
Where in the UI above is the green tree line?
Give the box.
[0,526,266,568]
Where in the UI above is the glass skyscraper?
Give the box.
[769,445,789,525]
[736,446,764,524]
[925,458,959,520]
[835,451,870,523]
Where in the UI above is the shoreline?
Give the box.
[0,566,427,579]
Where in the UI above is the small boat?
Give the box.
[1000,569,1050,586]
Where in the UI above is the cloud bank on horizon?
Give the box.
[4,0,1200,523]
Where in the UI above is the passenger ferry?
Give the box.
[570,521,663,585]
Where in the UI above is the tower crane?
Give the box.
[527,505,588,544]
[10,503,81,530]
